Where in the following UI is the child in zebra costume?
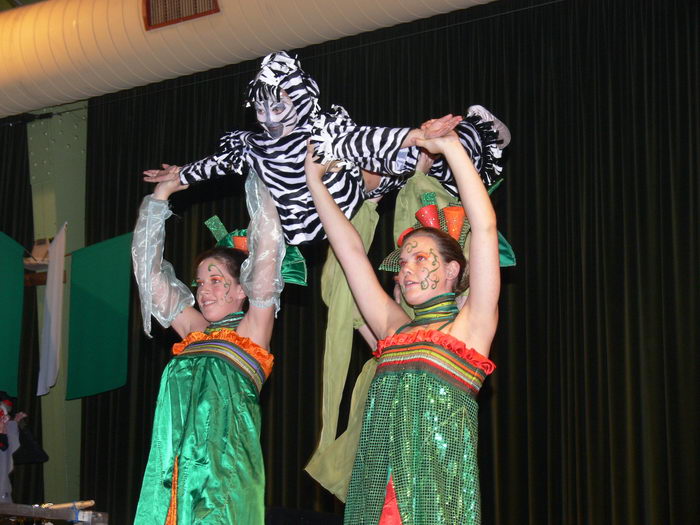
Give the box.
[144,51,509,246]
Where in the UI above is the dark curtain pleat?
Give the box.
[80,0,698,523]
[0,118,33,249]
[0,118,44,503]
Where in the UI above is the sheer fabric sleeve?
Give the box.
[239,170,285,315]
[131,195,195,337]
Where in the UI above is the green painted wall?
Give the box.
[27,102,87,504]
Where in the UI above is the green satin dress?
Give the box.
[134,313,273,524]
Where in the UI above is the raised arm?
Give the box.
[236,171,285,349]
[132,175,207,339]
[142,131,252,186]
[415,132,500,356]
[312,114,460,176]
[305,144,409,339]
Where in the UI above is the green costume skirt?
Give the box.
[344,330,494,525]
[134,352,264,524]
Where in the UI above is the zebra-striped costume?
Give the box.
[179,52,507,245]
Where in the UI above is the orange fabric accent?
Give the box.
[397,227,415,247]
[443,206,466,241]
[375,329,496,374]
[165,456,179,525]
[232,236,248,252]
[172,328,274,378]
[379,477,402,525]
[415,204,440,228]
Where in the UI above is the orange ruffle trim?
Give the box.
[375,329,495,375]
[172,328,274,378]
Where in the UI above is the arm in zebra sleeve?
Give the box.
[313,115,461,178]
[178,131,251,184]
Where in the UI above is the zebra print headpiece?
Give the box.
[245,51,321,125]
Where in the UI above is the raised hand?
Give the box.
[420,114,462,139]
[402,114,462,148]
[414,130,461,156]
[143,163,181,182]
[305,141,328,184]
[144,164,189,200]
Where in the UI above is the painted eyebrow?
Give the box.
[198,273,224,280]
[398,250,428,263]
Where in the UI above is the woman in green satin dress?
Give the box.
[306,114,504,524]
[132,169,284,524]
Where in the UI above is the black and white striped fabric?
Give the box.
[314,107,505,194]
[179,52,506,245]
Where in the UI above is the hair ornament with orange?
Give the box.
[383,192,470,272]
[204,215,307,286]
[382,189,516,272]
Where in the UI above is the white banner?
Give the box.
[37,223,67,396]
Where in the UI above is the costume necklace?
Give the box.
[206,311,244,333]
[409,293,459,327]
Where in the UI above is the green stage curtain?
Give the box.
[80,0,698,523]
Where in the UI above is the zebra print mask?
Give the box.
[253,93,298,139]
[245,52,320,138]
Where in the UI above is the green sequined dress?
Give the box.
[134,313,274,525]
[344,326,495,525]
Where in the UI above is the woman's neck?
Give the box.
[206,311,245,332]
[410,293,459,327]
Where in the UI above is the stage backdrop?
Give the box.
[0,117,44,504]
[80,0,698,523]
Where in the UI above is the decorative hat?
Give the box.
[379,182,517,272]
[379,192,470,272]
[205,215,307,286]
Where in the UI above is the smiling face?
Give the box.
[254,91,299,139]
[397,234,460,305]
[194,256,246,322]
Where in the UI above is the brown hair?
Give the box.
[193,247,248,282]
[403,227,469,294]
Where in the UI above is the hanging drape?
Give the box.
[0,117,44,504]
[79,0,698,523]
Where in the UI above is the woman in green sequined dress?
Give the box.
[131,169,284,524]
[306,116,502,525]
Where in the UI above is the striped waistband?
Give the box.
[376,343,488,395]
[178,339,271,393]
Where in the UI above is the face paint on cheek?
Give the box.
[207,263,235,304]
[256,97,299,138]
[399,241,417,293]
[221,279,235,304]
[418,249,441,290]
